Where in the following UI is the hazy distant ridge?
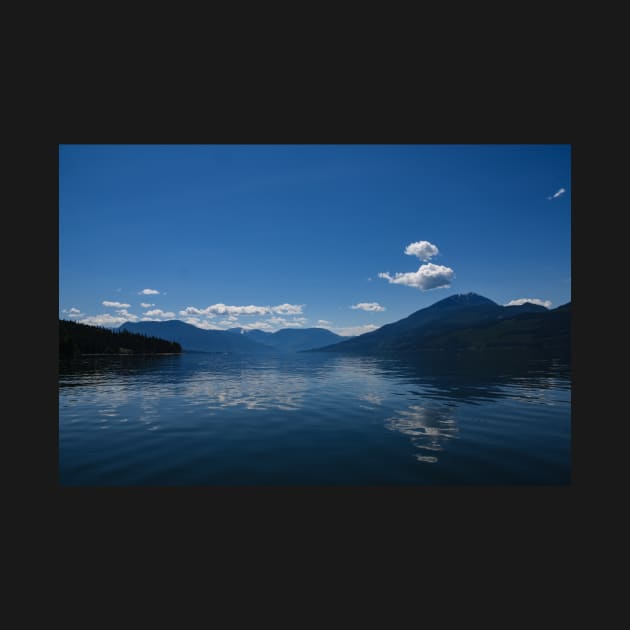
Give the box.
[120,321,345,353]
[227,327,344,352]
[119,320,273,353]
[118,294,569,354]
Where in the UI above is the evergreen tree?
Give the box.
[59,319,182,356]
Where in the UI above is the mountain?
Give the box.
[503,303,549,315]
[310,293,569,353]
[226,328,274,345]
[119,320,274,353]
[119,321,345,353]
[408,304,570,351]
[116,294,567,355]
[60,319,181,356]
[227,327,345,352]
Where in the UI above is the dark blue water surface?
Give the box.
[58,350,571,485]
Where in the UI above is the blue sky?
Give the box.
[59,144,571,335]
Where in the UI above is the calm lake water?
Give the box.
[58,350,571,485]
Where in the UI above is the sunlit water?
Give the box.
[58,351,571,485]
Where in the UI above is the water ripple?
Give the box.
[59,351,571,485]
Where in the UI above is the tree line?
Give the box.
[59,319,182,356]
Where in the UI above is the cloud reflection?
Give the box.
[385,405,458,463]
[358,391,385,411]
[180,370,309,412]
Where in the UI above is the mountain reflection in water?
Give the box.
[59,349,570,485]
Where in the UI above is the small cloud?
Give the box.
[178,306,307,332]
[179,307,217,318]
[547,188,566,200]
[316,319,332,327]
[380,241,455,291]
[139,288,160,295]
[267,316,307,328]
[379,263,455,291]
[237,321,275,332]
[334,324,380,336]
[178,303,303,317]
[272,303,304,315]
[404,240,439,262]
[217,315,243,326]
[62,307,83,318]
[505,298,552,308]
[351,302,385,312]
[79,313,129,327]
[213,304,269,316]
[143,309,176,319]
[140,303,155,308]
[182,317,225,330]
[367,277,373,282]
[102,300,131,308]
[115,309,139,322]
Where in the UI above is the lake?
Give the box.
[58,350,571,485]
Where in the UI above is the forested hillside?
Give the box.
[59,319,182,356]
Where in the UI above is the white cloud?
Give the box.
[333,324,380,337]
[215,304,268,316]
[102,300,131,308]
[143,309,176,319]
[379,241,454,291]
[237,321,275,331]
[238,317,307,331]
[547,188,566,200]
[272,303,304,315]
[79,313,129,327]
[178,303,303,318]
[404,240,439,261]
[219,317,244,326]
[317,320,332,327]
[267,316,307,328]
[179,307,217,318]
[505,298,552,308]
[115,309,139,321]
[140,303,155,308]
[181,314,307,333]
[379,263,455,291]
[139,288,160,295]
[62,307,83,318]
[181,304,267,317]
[210,316,308,331]
[182,317,226,330]
[351,302,385,312]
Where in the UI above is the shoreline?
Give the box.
[61,352,182,357]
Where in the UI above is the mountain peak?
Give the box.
[431,293,498,309]
[313,290,569,353]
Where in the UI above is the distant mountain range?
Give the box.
[60,319,182,356]
[310,293,570,354]
[119,321,345,353]
[120,320,273,353]
[119,293,570,355]
[227,327,344,352]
